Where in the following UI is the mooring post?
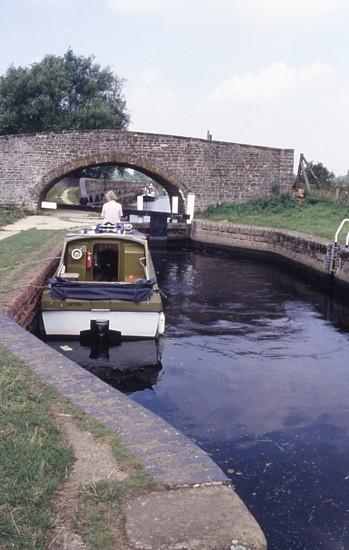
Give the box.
[136,195,144,222]
[137,195,143,211]
[172,196,179,214]
[186,193,195,223]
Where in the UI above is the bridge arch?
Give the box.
[36,152,187,210]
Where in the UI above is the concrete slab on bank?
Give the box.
[0,210,100,240]
[125,485,265,550]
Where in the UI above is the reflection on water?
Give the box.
[47,339,163,394]
[132,247,349,550]
[144,195,171,212]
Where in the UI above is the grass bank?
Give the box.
[202,194,349,241]
[0,345,154,549]
[0,206,28,227]
[0,229,65,301]
[0,346,75,548]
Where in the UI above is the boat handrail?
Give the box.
[334,219,349,244]
[139,256,148,279]
[95,222,134,234]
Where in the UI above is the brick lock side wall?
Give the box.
[191,219,349,296]
[191,219,330,278]
[0,130,294,211]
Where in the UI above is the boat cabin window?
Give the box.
[63,239,146,282]
[93,243,119,282]
[123,242,147,281]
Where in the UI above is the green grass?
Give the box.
[0,207,28,228]
[0,346,75,549]
[202,194,349,240]
[46,186,66,202]
[0,229,64,296]
[66,186,80,204]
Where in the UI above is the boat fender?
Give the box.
[86,251,92,269]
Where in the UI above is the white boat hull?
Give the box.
[42,309,165,338]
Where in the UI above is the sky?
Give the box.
[1,0,349,175]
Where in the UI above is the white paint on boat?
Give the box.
[42,309,164,338]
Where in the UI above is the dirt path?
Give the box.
[61,188,74,205]
[48,415,133,550]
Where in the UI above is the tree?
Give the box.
[0,48,129,134]
[72,165,124,180]
[308,161,335,186]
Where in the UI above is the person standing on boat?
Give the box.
[101,191,123,224]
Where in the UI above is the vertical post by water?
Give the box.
[136,195,144,222]
[137,195,143,211]
[172,196,179,214]
[186,193,195,223]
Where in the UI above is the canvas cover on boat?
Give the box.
[48,277,156,303]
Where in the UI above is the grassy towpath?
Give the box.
[0,229,65,306]
[202,194,349,241]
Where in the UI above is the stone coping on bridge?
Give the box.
[191,219,349,293]
[0,128,294,152]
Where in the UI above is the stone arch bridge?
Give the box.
[0,130,294,212]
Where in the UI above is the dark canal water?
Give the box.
[46,246,349,550]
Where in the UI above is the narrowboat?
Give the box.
[41,223,165,339]
[142,183,157,201]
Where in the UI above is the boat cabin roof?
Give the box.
[64,223,147,246]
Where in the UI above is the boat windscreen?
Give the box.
[48,277,156,303]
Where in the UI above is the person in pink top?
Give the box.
[101,191,123,224]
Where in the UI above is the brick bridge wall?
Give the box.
[0,130,294,212]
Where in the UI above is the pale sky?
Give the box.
[1,0,349,174]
